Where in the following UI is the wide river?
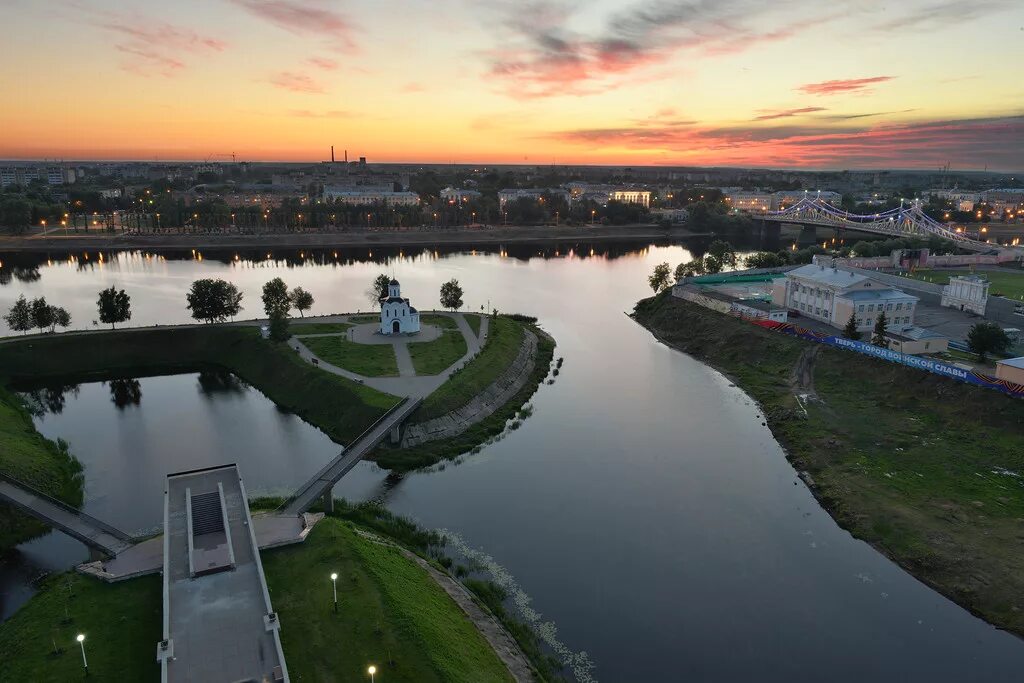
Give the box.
[1,241,1023,681]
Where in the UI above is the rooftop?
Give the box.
[788,263,869,288]
[997,357,1024,369]
[844,289,919,302]
[886,326,947,341]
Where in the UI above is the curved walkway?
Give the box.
[290,312,489,398]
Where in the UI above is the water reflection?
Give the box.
[107,378,142,409]
[196,370,247,397]
[20,384,80,416]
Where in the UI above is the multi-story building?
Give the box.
[610,189,651,207]
[941,275,989,315]
[497,188,570,208]
[773,190,842,210]
[440,187,482,204]
[725,192,774,212]
[772,263,918,333]
[323,189,420,206]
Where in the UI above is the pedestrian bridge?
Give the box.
[0,472,134,556]
[281,397,422,515]
[762,197,1002,254]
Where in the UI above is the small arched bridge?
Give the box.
[761,197,1001,254]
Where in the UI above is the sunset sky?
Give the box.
[1,0,1022,169]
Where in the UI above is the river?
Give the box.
[2,240,1023,682]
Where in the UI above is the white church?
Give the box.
[379,279,420,335]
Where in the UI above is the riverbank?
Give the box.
[0,224,700,253]
[0,388,84,548]
[633,290,1024,637]
[0,516,523,681]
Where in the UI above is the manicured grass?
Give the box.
[290,322,352,335]
[261,518,512,682]
[905,268,1024,299]
[0,327,398,446]
[464,314,482,338]
[0,387,83,548]
[634,290,1024,637]
[420,314,458,331]
[0,519,511,682]
[374,331,554,471]
[0,572,162,681]
[415,317,525,421]
[348,315,380,324]
[303,336,399,377]
[408,330,467,375]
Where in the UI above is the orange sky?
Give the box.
[1,0,1022,169]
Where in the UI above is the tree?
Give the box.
[707,240,737,269]
[366,273,391,309]
[440,278,464,311]
[30,297,53,333]
[261,278,291,318]
[97,286,131,329]
[675,259,705,281]
[967,322,1010,362]
[3,295,32,334]
[648,262,672,293]
[268,313,290,342]
[744,251,787,269]
[841,312,862,341]
[703,254,724,275]
[186,278,243,324]
[290,287,314,317]
[871,311,889,347]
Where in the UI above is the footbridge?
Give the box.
[762,197,1001,254]
[0,472,135,556]
[280,397,422,515]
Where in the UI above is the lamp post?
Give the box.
[76,634,88,676]
[330,572,338,612]
[368,665,377,682]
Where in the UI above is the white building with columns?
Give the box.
[379,279,420,335]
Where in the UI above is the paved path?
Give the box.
[0,476,134,556]
[292,311,486,398]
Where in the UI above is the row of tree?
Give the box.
[3,296,71,334]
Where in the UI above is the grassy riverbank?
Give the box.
[0,327,398,445]
[0,387,85,548]
[374,321,555,471]
[0,517,513,681]
[302,335,400,376]
[633,290,1024,636]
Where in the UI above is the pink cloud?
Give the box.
[307,57,339,70]
[92,16,226,76]
[798,76,895,96]
[268,71,325,94]
[229,0,357,52]
[401,82,426,93]
[544,115,1024,170]
[754,107,827,121]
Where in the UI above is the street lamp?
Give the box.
[76,634,88,675]
[368,664,377,682]
[330,572,338,611]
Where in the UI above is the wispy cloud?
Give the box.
[821,109,916,120]
[754,106,827,120]
[229,0,357,52]
[88,13,226,76]
[307,56,339,70]
[268,71,325,94]
[481,0,847,98]
[798,76,894,96]
[873,0,1013,31]
[543,115,1024,169]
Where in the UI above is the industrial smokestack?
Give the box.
[344,149,348,164]
[331,146,335,163]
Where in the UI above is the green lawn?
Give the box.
[0,573,162,681]
[0,387,84,547]
[291,322,352,335]
[464,314,482,337]
[303,336,399,376]
[420,314,458,331]
[348,315,380,324]
[408,330,468,375]
[264,518,511,682]
[634,290,1024,637]
[415,317,524,420]
[0,519,511,682]
[905,268,1024,299]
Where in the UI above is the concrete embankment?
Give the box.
[401,331,539,447]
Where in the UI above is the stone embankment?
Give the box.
[400,331,539,447]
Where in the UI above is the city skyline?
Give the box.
[2,0,1023,170]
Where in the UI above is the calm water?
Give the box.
[2,241,1024,682]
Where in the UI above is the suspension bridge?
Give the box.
[761,196,1004,253]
